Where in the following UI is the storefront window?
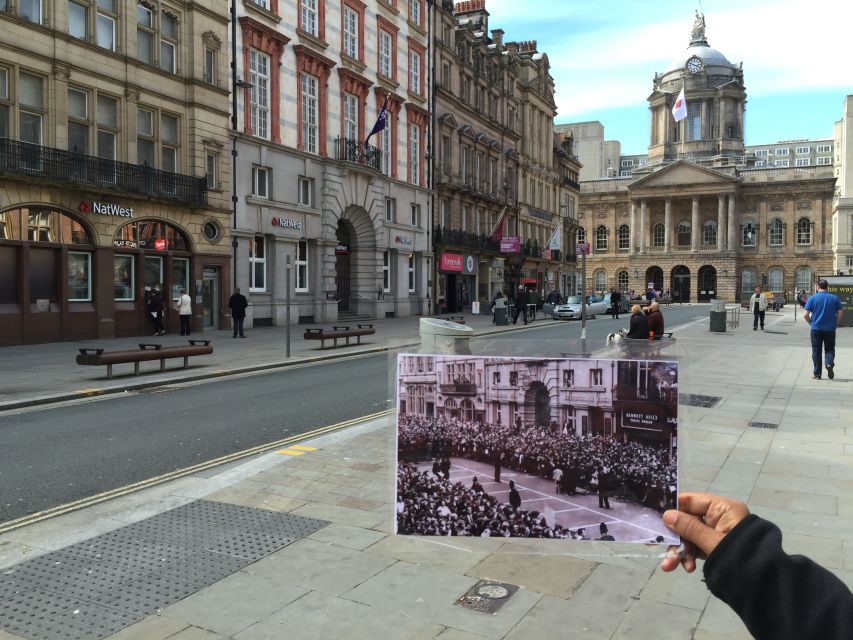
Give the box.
[171,257,189,300]
[30,248,57,303]
[68,251,92,301]
[0,246,18,303]
[296,240,308,292]
[114,220,189,251]
[144,255,163,290]
[114,255,134,300]
[0,208,91,244]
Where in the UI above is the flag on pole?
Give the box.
[671,86,687,122]
[546,223,562,251]
[365,93,389,149]
[489,207,507,242]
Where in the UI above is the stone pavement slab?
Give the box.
[611,600,701,640]
[465,551,596,599]
[503,595,623,640]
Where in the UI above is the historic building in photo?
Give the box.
[573,14,835,302]
[0,0,232,345]
[233,0,430,327]
[431,0,580,313]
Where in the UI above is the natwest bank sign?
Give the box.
[439,252,463,273]
[79,199,134,218]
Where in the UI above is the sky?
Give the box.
[474,0,852,154]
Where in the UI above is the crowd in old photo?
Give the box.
[398,415,676,510]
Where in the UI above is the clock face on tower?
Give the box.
[686,56,703,74]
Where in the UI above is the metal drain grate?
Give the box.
[749,421,778,430]
[456,580,519,614]
[0,500,328,640]
[679,393,723,408]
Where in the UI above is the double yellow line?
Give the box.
[0,409,393,536]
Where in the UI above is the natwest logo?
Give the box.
[271,217,302,230]
[79,199,134,218]
[395,235,413,245]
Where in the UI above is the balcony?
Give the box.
[433,226,499,253]
[562,176,581,190]
[439,381,478,395]
[334,137,383,172]
[0,138,207,207]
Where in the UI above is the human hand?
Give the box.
[659,492,750,574]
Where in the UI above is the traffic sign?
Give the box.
[575,242,590,255]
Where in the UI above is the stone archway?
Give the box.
[523,381,551,427]
[334,205,377,314]
[698,265,717,302]
[646,266,663,293]
[671,265,691,303]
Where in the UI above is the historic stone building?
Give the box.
[0,0,232,345]
[431,0,579,312]
[833,95,853,274]
[233,0,431,326]
[576,13,835,302]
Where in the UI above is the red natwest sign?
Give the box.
[439,253,463,272]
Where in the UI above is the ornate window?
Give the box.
[617,224,629,250]
[677,221,690,246]
[796,217,812,245]
[740,268,755,295]
[703,221,717,246]
[594,269,606,292]
[768,267,783,292]
[114,220,189,251]
[576,227,585,245]
[742,222,757,247]
[769,218,784,246]
[653,223,665,247]
[595,225,607,251]
[617,270,629,291]
[795,267,812,293]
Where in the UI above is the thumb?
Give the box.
[663,510,724,557]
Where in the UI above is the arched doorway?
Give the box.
[335,219,353,312]
[646,266,663,293]
[524,382,551,427]
[698,266,717,302]
[671,266,690,303]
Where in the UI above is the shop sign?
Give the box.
[79,199,135,218]
[113,239,138,249]
[394,234,414,247]
[154,238,167,251]
[575,242,590,255]
[500,236,520,253]
[440,253,463,272]
[335,244,351,254]
[271,217,302,230]
[462,254,477,275]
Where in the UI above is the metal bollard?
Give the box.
[419,318,474,355]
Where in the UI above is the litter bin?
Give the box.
[471,301,481,315]
[493,298,508,325]
[420,318,474,354]
[709,299,726,332]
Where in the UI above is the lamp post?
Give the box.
[285,255,292,357]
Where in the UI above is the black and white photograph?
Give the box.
[395,355,678,544]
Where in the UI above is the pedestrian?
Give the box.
[547,287,562,305]
[646,301,665,338]
[509,480,521,511]
[599,522,609,537]
[804,279,843,380]
[597,467,611,509]
[626,304,649,339]
[512,286,528,325]
[646,287,657,302]
[493,449,502,483]
[552,465,563,494]
[228,287,249,338]
[147,287,165,336]
[797,288,807,308]
[749,285,768,331]
[610,288,622,319]
[176,288,192,336]
[660,491,853,640]
[471,476,484,494]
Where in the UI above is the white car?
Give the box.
[552,295,608,320]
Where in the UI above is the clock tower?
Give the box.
[647,12,747,166]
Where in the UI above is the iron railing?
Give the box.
[334,137,383,172]
[433,226,499,252]
[0,138,207,206]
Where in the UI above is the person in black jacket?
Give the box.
[625,304,649,339]
[228,287,249,338]
[508,480,521,511]
[661,492,853,639]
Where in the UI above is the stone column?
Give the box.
[727,194,737,250]
[691,197,699,251]
[701,100,708,140]
[639,199,647,254]
[664,198,672,251]
[717,194,726,251]
[630,200,637,254]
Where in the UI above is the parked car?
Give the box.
[552,295,609,320]
[602,293,630,314]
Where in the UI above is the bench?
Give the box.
[76,340,213,379]
[303,324,375,350]
[620,332,676,355]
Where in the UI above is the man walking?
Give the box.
[176,288,192,336]
[804,279,843,380]
[749,285,768,331]
[513,286,528,325]
[228,287,249,338]
[610,288,622,319]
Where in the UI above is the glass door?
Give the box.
[202,267,218,328]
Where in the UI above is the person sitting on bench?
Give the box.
[626,304,649,339]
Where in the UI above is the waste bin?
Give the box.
[471,301,481,315]
[709,299,726,332]
[494,307,508,325]
[420,318,474,355]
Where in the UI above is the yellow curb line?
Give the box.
[0,409,392,535]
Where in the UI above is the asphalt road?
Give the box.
[0,306,703,524]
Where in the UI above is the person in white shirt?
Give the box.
[176,288,192,335]
[748,286,768,331]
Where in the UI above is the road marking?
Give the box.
[0,409,392,536]
[78,388,105,396]
[277,449,306,456]
[289,445,317,452]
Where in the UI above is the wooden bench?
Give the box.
[303,324,375,350]
[76,340,213,379]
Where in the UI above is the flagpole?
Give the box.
[680,82,685,159]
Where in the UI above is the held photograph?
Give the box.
[395,355,679,544]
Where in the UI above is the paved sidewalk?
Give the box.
[2,309,853,639]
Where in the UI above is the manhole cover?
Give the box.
[749,421,778,430]
[456,580,518,614]
[679,394,722,408]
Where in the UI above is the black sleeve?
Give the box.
[703,514,853,640]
